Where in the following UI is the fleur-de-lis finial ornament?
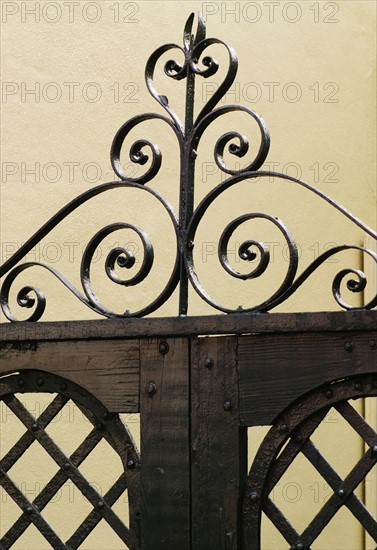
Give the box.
[0,13,376,322]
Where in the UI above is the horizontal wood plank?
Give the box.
[238,330,377,426]
[1,310,376,342]
[0,339,139,413]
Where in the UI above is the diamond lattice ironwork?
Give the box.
[243,374,377,549]
[0,371,140,549]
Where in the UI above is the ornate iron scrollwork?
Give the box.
[0,12,376,321]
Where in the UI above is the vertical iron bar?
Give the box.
[179,62,196,316]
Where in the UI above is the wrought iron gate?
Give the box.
[0,12,376,549]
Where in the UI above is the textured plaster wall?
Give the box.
[0,1,376,548]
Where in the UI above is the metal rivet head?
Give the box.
[36,377,44,387]
[248,491,259,503]
[25,506,33,515]
[102,412,110,421]
[295,543,304,550]
[325,389,333,399]
[63,462,71,471]
[127,459,135,469]
[336,488,345,497]
[223,400,232,411]
[294,435,302,444]
[369,339,376,349]
[60,383,67,391]
[146,382,157,397]
[18,378,25,387]
[280,423,289,434]
[31,423,39,432]
[97,501,104,509]
[159,341,169,355]
[371,445,377,458]
[204,358,213,369]
[354,381,362,391]
[344,342,354,353]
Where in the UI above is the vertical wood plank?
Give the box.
[191,335,247,550]
[140,337,190,550]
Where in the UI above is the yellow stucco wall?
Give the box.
[0,1,376,548]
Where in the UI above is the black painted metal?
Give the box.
[0,371,140,549]
[0,12,376,321]
[243,374,377,548]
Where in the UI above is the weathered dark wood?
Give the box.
[0,339,139,413]
[140,338,190,550]
[1,310,376,341]
[238,330,377,426]
[1,310,376,548]
[191,336,247,550]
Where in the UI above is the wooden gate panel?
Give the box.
[238,329,377,426]
[191,336,247,550]
[0,315,376,548]
[140,337,190,550]
[0,339,139,413]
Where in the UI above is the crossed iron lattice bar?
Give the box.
[244,373,377,548]
[0,371,139,549]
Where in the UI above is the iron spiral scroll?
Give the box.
[0,13,376,322]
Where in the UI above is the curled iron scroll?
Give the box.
[0,182,180,321]
[184,171,377,313]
